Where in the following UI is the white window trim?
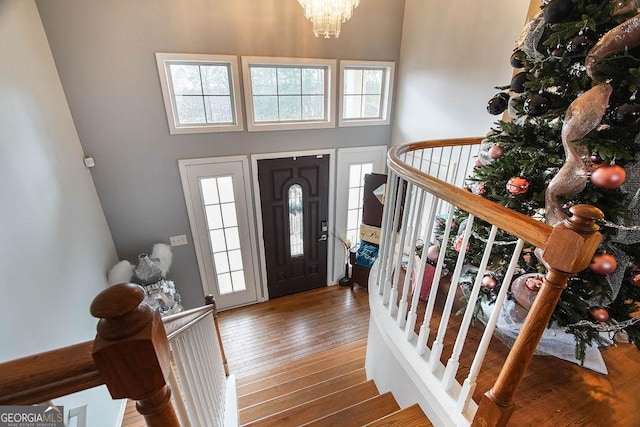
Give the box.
[339,60,395,127]
[241,56,337,132]
[156,53,244,134]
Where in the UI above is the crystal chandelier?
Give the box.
[298,0,361,38]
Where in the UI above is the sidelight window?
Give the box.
[201,176,246,294]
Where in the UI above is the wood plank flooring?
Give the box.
[122,282,640,426]
[218,284,370,379]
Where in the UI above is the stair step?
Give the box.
[302,392,400,427]
[237,338,366,387]
[239,368,369,425]
[242,380,380,427]
[364,404,431,427]
[239,357,365,406]
[238,346,366,396]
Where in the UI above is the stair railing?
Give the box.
[367,138,602,426]
[0,283,234,427]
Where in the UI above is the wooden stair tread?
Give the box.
[302,392,400,427]
[239,357,365,406]
[237,345,366,395]
[239,368,369,425]
[364,404,431,427]
[242,380,380,427]
[236,338,367,387]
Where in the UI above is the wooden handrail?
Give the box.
[163,304,214,340]
[388,139,603,426]
[388,138,554,249]
[0,341,103,405]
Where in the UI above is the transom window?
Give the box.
[156,53,243,134]
[242,57,336,131]
[339,60,395,127]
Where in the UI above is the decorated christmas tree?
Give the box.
[449,0,640,363]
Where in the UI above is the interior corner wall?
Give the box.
[34,0,406,308]
[392,0,530,144]
[0,0,121,424]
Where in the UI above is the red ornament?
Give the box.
[589,307,610,323]
[506,176,530,195]
[525,276,543,292]
[631,272,640,287]
[475,157,485,168]
[481,275,498,289]
[590,164,626,189]
[590,253,617,275]
[489,145,505,159]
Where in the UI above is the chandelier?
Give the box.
[298,0,361,38]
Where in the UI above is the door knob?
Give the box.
[318,235,328,241]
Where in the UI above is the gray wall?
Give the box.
[392,0,530,143]
[36,0,405,308]
[1,1,122,424]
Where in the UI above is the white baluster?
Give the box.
[406,197,438,340]
[417,203,455,355]
[457,238,525,413]
[389,182,414,315]
[383,176,406,305]
[442,225,498,392]
[378,172,399,296]
[398,188,426,328]
[168,362,192,427]
[428,214,475,371]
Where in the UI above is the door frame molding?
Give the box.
[178,155,261,308]
[251,148,336,301]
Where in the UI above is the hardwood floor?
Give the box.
[217,284,370,379]
[121,283,640,426]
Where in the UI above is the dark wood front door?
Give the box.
[258,155,329,298]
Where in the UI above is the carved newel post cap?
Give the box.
[90,283,171,401]
[565,204,604,234]
[90,283,152,340]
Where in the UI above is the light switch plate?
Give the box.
[169,235,188,246]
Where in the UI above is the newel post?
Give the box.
[90,284,180,427]
[473,205,603,427]
[205,294,229,376]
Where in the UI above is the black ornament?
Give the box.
[524,94,550,116]
[566,35,592,53]
[510,72,527,93]
[487,93,510,115]
[543,0,573,23]
[551,45,566,57]
[510,50,524,68]
[612,103,640,126]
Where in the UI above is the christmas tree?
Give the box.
[450,0,640,362]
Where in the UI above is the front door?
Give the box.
[258,155,330,298]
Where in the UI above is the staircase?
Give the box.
[236,340,431,426]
